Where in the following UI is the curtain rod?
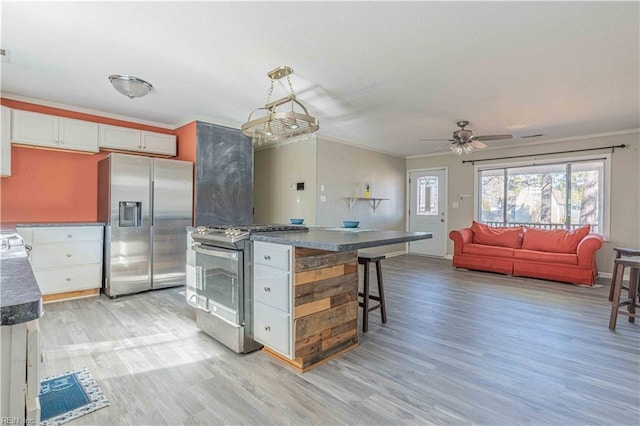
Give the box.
[461,144,627,164]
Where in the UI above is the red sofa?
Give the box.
[449,222,603,286]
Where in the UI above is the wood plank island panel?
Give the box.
[288,248,360,371]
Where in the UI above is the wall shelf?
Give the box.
[343,197,389,213]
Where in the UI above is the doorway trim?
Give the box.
[406,166,448,257]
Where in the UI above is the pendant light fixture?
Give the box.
[241,66,319,146]
[109,75,153,99]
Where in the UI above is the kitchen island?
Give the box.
[250,228,431,372]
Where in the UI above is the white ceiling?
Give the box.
[1,1,638,157]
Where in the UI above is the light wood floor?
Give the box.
[40,255,639,425]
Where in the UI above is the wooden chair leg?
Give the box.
[375,260,387,324]
[609,265,625,330]
[628,268,638,323]
[609,256,620,301]
[362,262,370,332]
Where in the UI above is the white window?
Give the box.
[476,156,609,236]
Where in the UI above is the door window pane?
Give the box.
[417,176,438,215]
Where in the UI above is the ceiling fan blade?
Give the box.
[418,138,455,142]
[475,134,513,141]
[470,140,487,149]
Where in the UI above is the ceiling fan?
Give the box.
[420,121,513,154]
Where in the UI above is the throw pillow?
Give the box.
[521,225,591,254]
[471,221,524,249]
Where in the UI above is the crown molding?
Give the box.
[0,92,175,129]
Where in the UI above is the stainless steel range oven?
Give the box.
[187,224,307,354]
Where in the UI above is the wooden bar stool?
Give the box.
[609,256,640,330]
[358,253,387,332]
[609,247,640,301]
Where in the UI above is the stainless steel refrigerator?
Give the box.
[98,153,193,297]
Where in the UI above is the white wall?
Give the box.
[316,138,406,255]
[253,137,317,225]
[254,137,407,256]
[406,131,640,273]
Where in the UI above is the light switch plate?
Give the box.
[452,201,459,208]
[320,195,327,203]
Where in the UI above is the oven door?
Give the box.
[192,244,243,326]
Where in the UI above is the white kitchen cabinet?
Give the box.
[1,106,11,176]
[0,319,40,424]
[99,124,176,156]
[18,225,104,300]
[141,131,176,156]
[12,110,99,153]
[253,241,294,358]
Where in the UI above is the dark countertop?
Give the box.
[1,250,42,326]
[250,228,432,251]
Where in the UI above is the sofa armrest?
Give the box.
[449,228,473,256]
[577,233,604,269]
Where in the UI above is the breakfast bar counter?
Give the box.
[250,228,432,251]
[250,229,432,372]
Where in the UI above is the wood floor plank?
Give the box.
[37,255,639,425]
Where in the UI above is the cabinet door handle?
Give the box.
[66,253,72,257]
[264,255,271,260]
[264,326,271,332]
[264,287,271,293]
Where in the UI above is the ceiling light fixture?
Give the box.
[108,74,153,99]
[241,66,319,146]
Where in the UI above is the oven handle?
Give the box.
[194,245,239,260]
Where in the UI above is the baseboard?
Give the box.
[384,250,407,258]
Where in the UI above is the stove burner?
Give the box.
[199,224,307,234]
[193,224,308,246]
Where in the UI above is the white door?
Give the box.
[409,169,447,256]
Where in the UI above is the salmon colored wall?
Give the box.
[174,121,196,162]
[0,99,178,223]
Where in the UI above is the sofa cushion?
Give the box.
[521,225,591,254]
[463,243,515,258]
[471,221,524,249]
[513,249,578,265]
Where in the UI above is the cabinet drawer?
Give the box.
[33,264,101,295]
[254,303,290,358]
[254,266,290,312]
[30,241,102,268]
[254,242,290,271]
[32,227,102,244]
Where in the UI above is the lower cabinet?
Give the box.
[253,242,360,372]
[252,241,294,359]
[0,319,40,424]
[17,225,104,301]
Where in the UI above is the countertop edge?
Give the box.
[251,232,432,251]
[15,222,106,228]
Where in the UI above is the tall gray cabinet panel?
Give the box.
[195,122,253,226]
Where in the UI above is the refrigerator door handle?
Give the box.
[150,180,154,226]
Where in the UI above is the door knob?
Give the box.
[440,219,445,222]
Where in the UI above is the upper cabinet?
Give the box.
[1,106,11,176]
[12,110,99,153]
[99,124,176,157]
